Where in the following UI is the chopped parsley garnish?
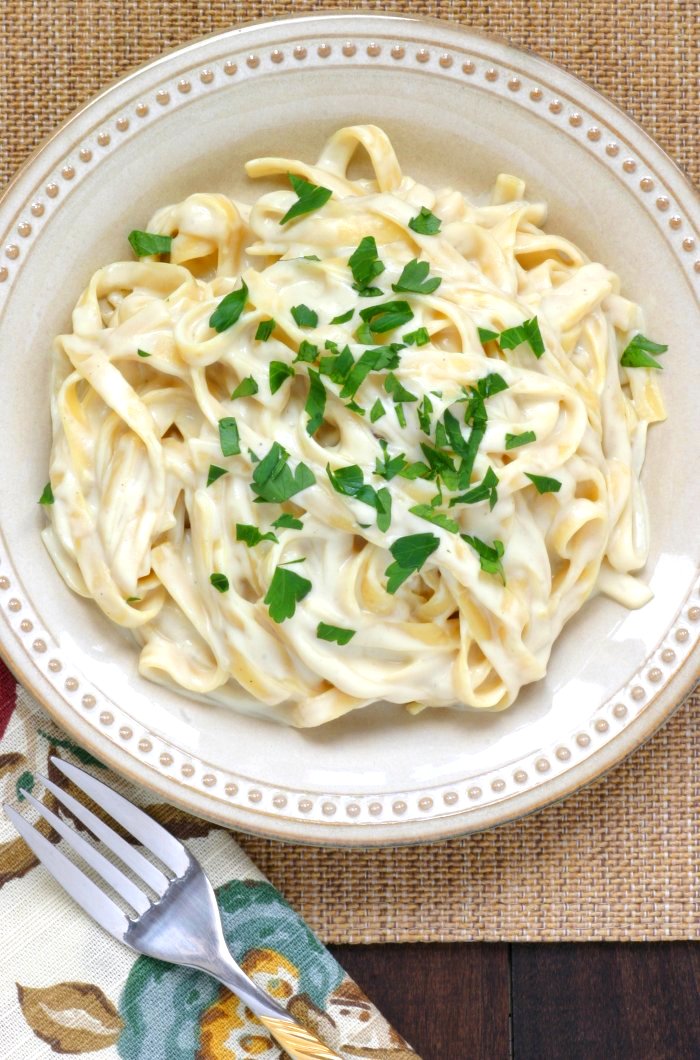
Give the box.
[316,622,356,645]
[218,417,240,457]
[370,399,386,422]
[392,258,442,295]
[269,361,295,394]
[418,395,433,434]
[399,461,432,480]
[525,472,562,494]
[346,400,365,416]
[384,532,440,594]
[255,318,276,341]
[272,513,303,530]
[38,482,54,505]
[359,300,414,334]
[137,348,151,358]
[339,344,402,399]
[408,504,459,533]
[375,440,407,480]
[319,344,354,384]
[408,207,442,235]
[462,535,505,581]
[305,370,326,434]
[499,317,545,358]
[128,230,172,256]
[236,523,278,547]
[291,303,318,328]
[384,372,418,404]
[505,430,536,450]
[206,465,228,487]
[232,376,259,399]
[435,421,448,448]
[280,173,332,225]
[420,442,457,477]
[125,596,141,604]
[330,308,354,325]
[450,466,499,510]
[295,340,319,364]
[355,322,375,344]
[209,281,249,333]
[476,373,509,398]
[620,333,668,370]
[326,464,391,531]
[349,236,385,295]
[403,326,430,346]
[251,442,316,503]
[264,565,312,622]
[478,327,500,344]
[210,572,230,593]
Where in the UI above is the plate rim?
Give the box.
[0,11,698,846]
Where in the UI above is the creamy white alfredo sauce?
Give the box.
[42,125,666,726]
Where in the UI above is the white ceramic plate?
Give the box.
[0,13,698,845]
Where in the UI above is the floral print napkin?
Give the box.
[0,663,418,1059]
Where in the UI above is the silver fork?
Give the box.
[4,756,341,1060]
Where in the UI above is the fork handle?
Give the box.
[257,1014,343,1059]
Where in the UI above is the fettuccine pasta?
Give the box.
[41,125,666,726]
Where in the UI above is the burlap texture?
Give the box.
[1,0,698,941]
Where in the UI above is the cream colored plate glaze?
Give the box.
[0,14,698,846]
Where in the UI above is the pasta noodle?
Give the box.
[42,125,666,726]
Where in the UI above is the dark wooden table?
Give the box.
[330,943,700,1059]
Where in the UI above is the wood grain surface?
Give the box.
[330,943,700,1059]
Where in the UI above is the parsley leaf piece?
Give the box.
[434,421,448,449]
[359,300,414,334]
[251,442,315,503]
[370,398,386,423]
[264,566,312,622]
[376,487,392,532]
[355,322,375,344]
[280,173,333,225]
[291,304,318,328]
[450,466,499,509]
[505,430,536,450]
[418,395,433,435]
[620,333,668,370]
[403,326,430,346]
[128,230,172,256]
[394,405,407,428]
[384,372,418,404]
[326,464,365,497]
[354,285,384,298]
[137,348,151,358]
[477,373,509,398]
[409,504,459,533]
[317,622,356,645]
[302,254,321,262]
[420,442,456,476]
[125,596,141,604]
[392,258,442,295]
[255,318,276,341]
[295,340,319,364]
[218,417,240,457]
[461,535,505,581]
[207,465,228,487]
[346,400,365,416]
[38,482,54,505]
[269,361,295,394]
[330,308,354,325]
[348,236,385,291]
[499,316,545,358]
[236,523,278,547]
[209,281,249,333]
[272,513,303,530]
[339,344,402,399]
[385,532,440,594]
[525,472,562,494]
[399,461,432,480]
[249,449,260,463]
[375,441,407,480]
[305,369,326,435]
[325,339,338,351]
[478,326,500,344]
[232,377,258,400]
[319,344,354,384]
[408,207,442,235]
[210,572,229,593]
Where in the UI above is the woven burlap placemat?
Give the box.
[1,0,698,941]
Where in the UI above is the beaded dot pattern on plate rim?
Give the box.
[0,27,698,826]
